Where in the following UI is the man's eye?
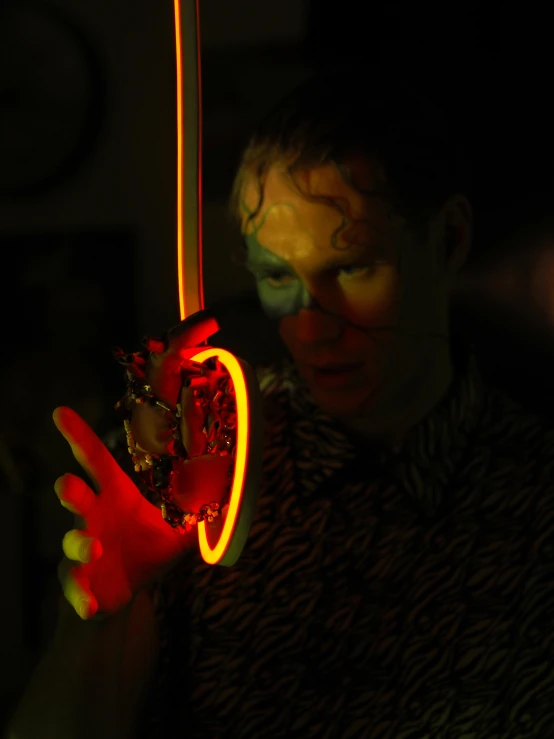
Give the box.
[336,264,376,279]
[257,264,378,288]
[261,272,296,288]
[338,265,368,277]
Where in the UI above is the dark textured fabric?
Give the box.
[139,356,554,739]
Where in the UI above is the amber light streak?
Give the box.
[174,0,204,321]
[174,0,184,317]
[173,4,259,569]
[191,348,251,566]
[195,0,204,314]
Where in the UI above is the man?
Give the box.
[9,67,554,738]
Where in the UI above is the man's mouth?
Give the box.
[308,362,365,389]
[312,362,364,373]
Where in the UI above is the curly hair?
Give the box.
[228,63,471,245]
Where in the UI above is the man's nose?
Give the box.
[293,307,343,344]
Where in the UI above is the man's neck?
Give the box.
[333,348,454,451]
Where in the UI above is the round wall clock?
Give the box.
[0,2,106,198]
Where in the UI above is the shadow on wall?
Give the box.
[209,290,287,367]
[0,229,138,728]
[454,209,554,420]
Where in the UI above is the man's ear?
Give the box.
[444,222,462,265]
[441,194,473,274]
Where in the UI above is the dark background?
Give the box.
[1,0,553,728]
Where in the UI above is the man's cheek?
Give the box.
[257,284,306,321]
[344,279,404,330]
[277,314,295,342]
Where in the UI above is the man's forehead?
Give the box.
[241,161,383,226]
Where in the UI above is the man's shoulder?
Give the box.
[254,360,291,390]
[254,360,298,403]
[480,381,554,468]
[254,361,296,430]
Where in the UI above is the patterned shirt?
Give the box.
[139,352,554,739]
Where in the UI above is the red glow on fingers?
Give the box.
[53,407,96,456]
[53,406,118,493]
[89,538,103,562]
[52,406,79,438]
[78,597,98,621]
[52,407,95,477]
[54,473,92,517]
[53,406,94,471]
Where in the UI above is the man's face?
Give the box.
[241,161,455,421]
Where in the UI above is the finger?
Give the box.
[168,311,219,347]
[62,529,103,564]
[53,406,121,491]
[54,473,97,518]
[57,557,99,619]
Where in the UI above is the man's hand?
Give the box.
[53,406,191,620]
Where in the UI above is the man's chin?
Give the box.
[306,379,377,419]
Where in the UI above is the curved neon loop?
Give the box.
[191,347,250,565]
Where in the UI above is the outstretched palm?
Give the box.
[53,406,192,619]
